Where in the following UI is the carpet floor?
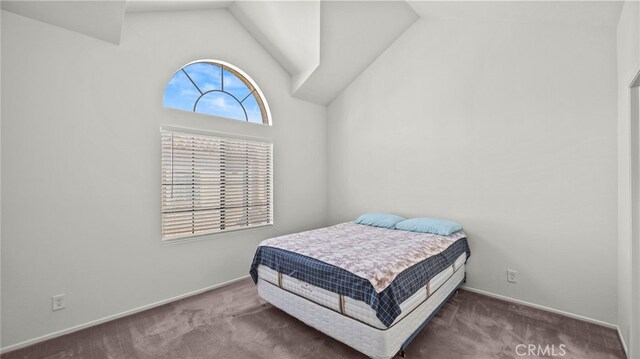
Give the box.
[2,278,626,359]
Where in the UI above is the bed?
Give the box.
[249,222,470,359]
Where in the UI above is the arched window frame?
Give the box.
[164,59,272,126]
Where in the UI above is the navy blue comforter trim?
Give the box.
[250,237,470,327]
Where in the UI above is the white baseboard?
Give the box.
[462,286,632,358]
[461,286,617,329]
[0,275,251,354]
[617,326,629,357]
[1,280,625,356]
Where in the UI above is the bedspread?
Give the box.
[250,222,470,327]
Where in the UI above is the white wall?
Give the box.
[229,0,321,92]
[0,8,327,349]
[617,0,640,355]
[0,7,3,346]
[0,1,627,352]
[327,17,619,324]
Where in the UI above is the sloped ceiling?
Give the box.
[0,1,623,106]
[0,0,417,106]
[408,1,623,27]
[231,1,418,105]
[1,0,127,44]
[293,1,418,105]
[125,0,230,13]
[229,1,321,96]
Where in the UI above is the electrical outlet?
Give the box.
[507,270,518,283]
[52,294,66,311]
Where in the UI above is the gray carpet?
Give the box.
[2,278,626,359]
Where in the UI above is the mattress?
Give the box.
[257,252,466,329]
[257,262,466,359]
[250,222,470,327]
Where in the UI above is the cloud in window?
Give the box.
[163,60,269,125]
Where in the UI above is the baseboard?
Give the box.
[461,286,617,329]
[0,275,251,354]
[617,326,629,358]
[0,280,624,355]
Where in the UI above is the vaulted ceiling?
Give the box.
[1,1,624,106]
[1,0,128,44]
[1,0,417,106]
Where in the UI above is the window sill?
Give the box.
[161,223,274,246]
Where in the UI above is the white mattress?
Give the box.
[257,252,466,329]
[258,263,465,359]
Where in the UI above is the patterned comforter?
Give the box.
[250,222,470,327]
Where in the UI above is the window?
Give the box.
[163,60,271,125]
[161,130,273,240]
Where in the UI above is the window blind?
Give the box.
[161,130,273,240]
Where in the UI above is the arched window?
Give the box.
[163,60,271,125]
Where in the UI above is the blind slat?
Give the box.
[161,130,272,240]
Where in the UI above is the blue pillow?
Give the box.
[355,213,405,229]
[395,217,463,236]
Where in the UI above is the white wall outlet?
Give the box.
[52,294,66,311]
[507,269,518,283]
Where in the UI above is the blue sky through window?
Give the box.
[163,70,200,112]
[163,61,267,124]
[196,92,246,120]
[243,94,263,124]
[183,63,221,93]
[222,69,251,101]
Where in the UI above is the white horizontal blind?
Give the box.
[161,130,272,240]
